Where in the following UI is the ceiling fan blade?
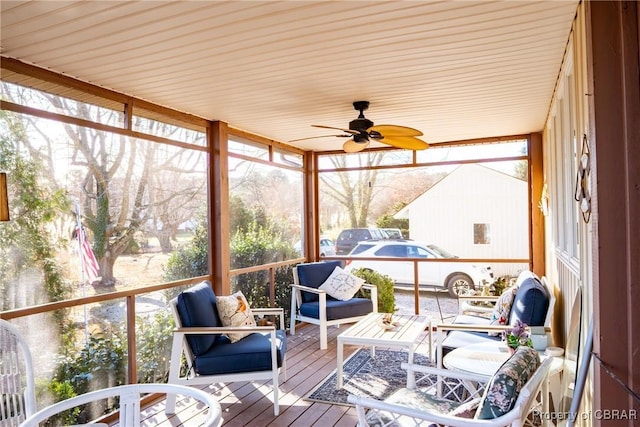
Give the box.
[289,134,351,142]
[312,124,359,135]
[379,136,429,150]
[368,124,423,137]
[343,139,369,153]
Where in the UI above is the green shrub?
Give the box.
[136,310,175,383]
[351,268,395,313]
[46,380,80,425]
[491,275,511,295]
[52,331,126,424]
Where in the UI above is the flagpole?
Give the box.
[75,203,90,346]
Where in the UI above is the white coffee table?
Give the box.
[336,312,431,389]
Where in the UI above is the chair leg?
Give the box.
[165,386,177,414]
[289,294,297,335]
[166,334,185,414]
[320,325,328,350]
[319,293,328,350]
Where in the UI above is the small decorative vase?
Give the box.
[508,346,517,355]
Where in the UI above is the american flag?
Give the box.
[76,226,100,284]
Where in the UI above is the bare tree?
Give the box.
[2,83,205,285]
[320,152,387,228]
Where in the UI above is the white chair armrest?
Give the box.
[457,295,499,303]
[437,323,509,333]
[174,325,276,335]
[253,307,285,329]
[361,283,379,312]
[457,295,498,315]
[290,283,327,294]
[400,362,490,383]
[348,394,518,427]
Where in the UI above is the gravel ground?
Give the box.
[393,288,460,322]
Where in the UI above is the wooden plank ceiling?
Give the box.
[0,1,578,151]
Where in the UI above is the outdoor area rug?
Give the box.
[305,348,431,406]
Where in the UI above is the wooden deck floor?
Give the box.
[136,322,434,427]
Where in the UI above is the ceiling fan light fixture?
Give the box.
[343,139,369,153]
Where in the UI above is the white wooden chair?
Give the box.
[167,282,287,416]
[349,348,552,427]
[19,383,221,427]
[436,271,555,368]
[0,318,36,426]
[290,260,378,350]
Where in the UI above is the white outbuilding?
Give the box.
[395,163,529,278]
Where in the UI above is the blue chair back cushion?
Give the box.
[476,346,541,419]
[299,297,373,320]
[296,260,342,303]
[509,277,549,327]
[194,330,287,375]
[176,282,221,356]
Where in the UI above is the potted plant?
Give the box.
[502,319,533,354]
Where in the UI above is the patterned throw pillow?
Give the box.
[475,346,541,419]
[318,266,365,301]
[488,286,518,336]
[216,291,256,343]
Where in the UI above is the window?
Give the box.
[474,224,491,244]
[376,245,406,257]
[546,43,580,264]
[227,134,304,269]
[317,140,529,277]
[408,246,431,258]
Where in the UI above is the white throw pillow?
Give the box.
[318,266,365,301]
[216,291,256,343]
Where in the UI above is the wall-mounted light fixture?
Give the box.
[0,172,9,221]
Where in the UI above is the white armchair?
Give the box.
[0,318,36,425]
[349,347,552,427]
[289,261,378,350]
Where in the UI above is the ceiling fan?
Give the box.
[291,101,429,153]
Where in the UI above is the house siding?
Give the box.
[401,164,528,277]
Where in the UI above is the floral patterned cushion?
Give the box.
[475,346,541,419]
[488,286,518,336]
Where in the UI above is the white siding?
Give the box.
[403,164,528,277]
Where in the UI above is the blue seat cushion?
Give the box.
[296,261,342,303]
[299,297,373,320]
[176,282,221,356]
[509,277,549,327]
[193,330,287,375]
